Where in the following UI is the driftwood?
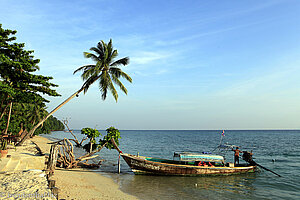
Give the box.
[47,144,58,175]
[77,162,101,168]
[48,121,115,170]
[47,178,59,199]
[49,119,107,169]
[51,187,59,199]
[76,141,107,162]
[48,140,64,145]
[78,155,99,162]
[55,138,107,169]
[62,119,87,146]
[48,179,56,188]
[56,138,77,168]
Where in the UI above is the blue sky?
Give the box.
[1,0,300,129]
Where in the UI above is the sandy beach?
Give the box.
[0,170,56,200]
[31,136,138,200]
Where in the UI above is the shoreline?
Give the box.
[31,135,138,200]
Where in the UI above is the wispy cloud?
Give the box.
[131,51,171,65]
[154,17,279,47]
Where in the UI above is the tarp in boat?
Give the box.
[174,152,224,162]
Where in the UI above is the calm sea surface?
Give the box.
[43,130,300,200]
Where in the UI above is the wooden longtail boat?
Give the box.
[110,139,256,176]
[121,153,256,176]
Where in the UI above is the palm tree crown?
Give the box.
[74,39,132,102]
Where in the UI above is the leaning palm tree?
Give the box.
[18,39,132,145]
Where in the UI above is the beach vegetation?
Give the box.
[99,126,121,150]
[81,127,101,153]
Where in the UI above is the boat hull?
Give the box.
[121,153,256,176]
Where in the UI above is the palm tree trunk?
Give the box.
[0,104,9,121]
[4,102,13,135]
[17,87,84,146]
[29,119,36,138]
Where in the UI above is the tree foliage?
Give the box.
[79,126,122,152]
[0,24,62,136]
[99,126,121,150]
[37,115,65,134]
[81,128,101,140]
[0,24,60,107]
[81,127,101,152]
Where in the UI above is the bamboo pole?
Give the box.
[118,153,121,174]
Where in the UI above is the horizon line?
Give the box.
[60,128,300,131]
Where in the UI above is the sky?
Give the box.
[1,0,300,130]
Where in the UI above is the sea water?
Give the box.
[43,130,300,199]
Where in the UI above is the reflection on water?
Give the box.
[108,173,257,200]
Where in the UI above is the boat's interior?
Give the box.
[145,157,225,167]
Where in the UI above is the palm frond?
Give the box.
[81,66,98,80]
[101,40,109,62]
[120,71,132,83]
[112,74,128,95]
[73,65,94,75]
[110,57,129,67]
[110,50,119,61]
[82,75,99,94]
[109,67,121,78]
[81,69,93,80]
[83,52,99,63]
[97,42,105,56]
[109,67,132,83]
[108,77,118,102]
[89,47,103,58]
[99,71,109,100]
[107,39,113,60]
